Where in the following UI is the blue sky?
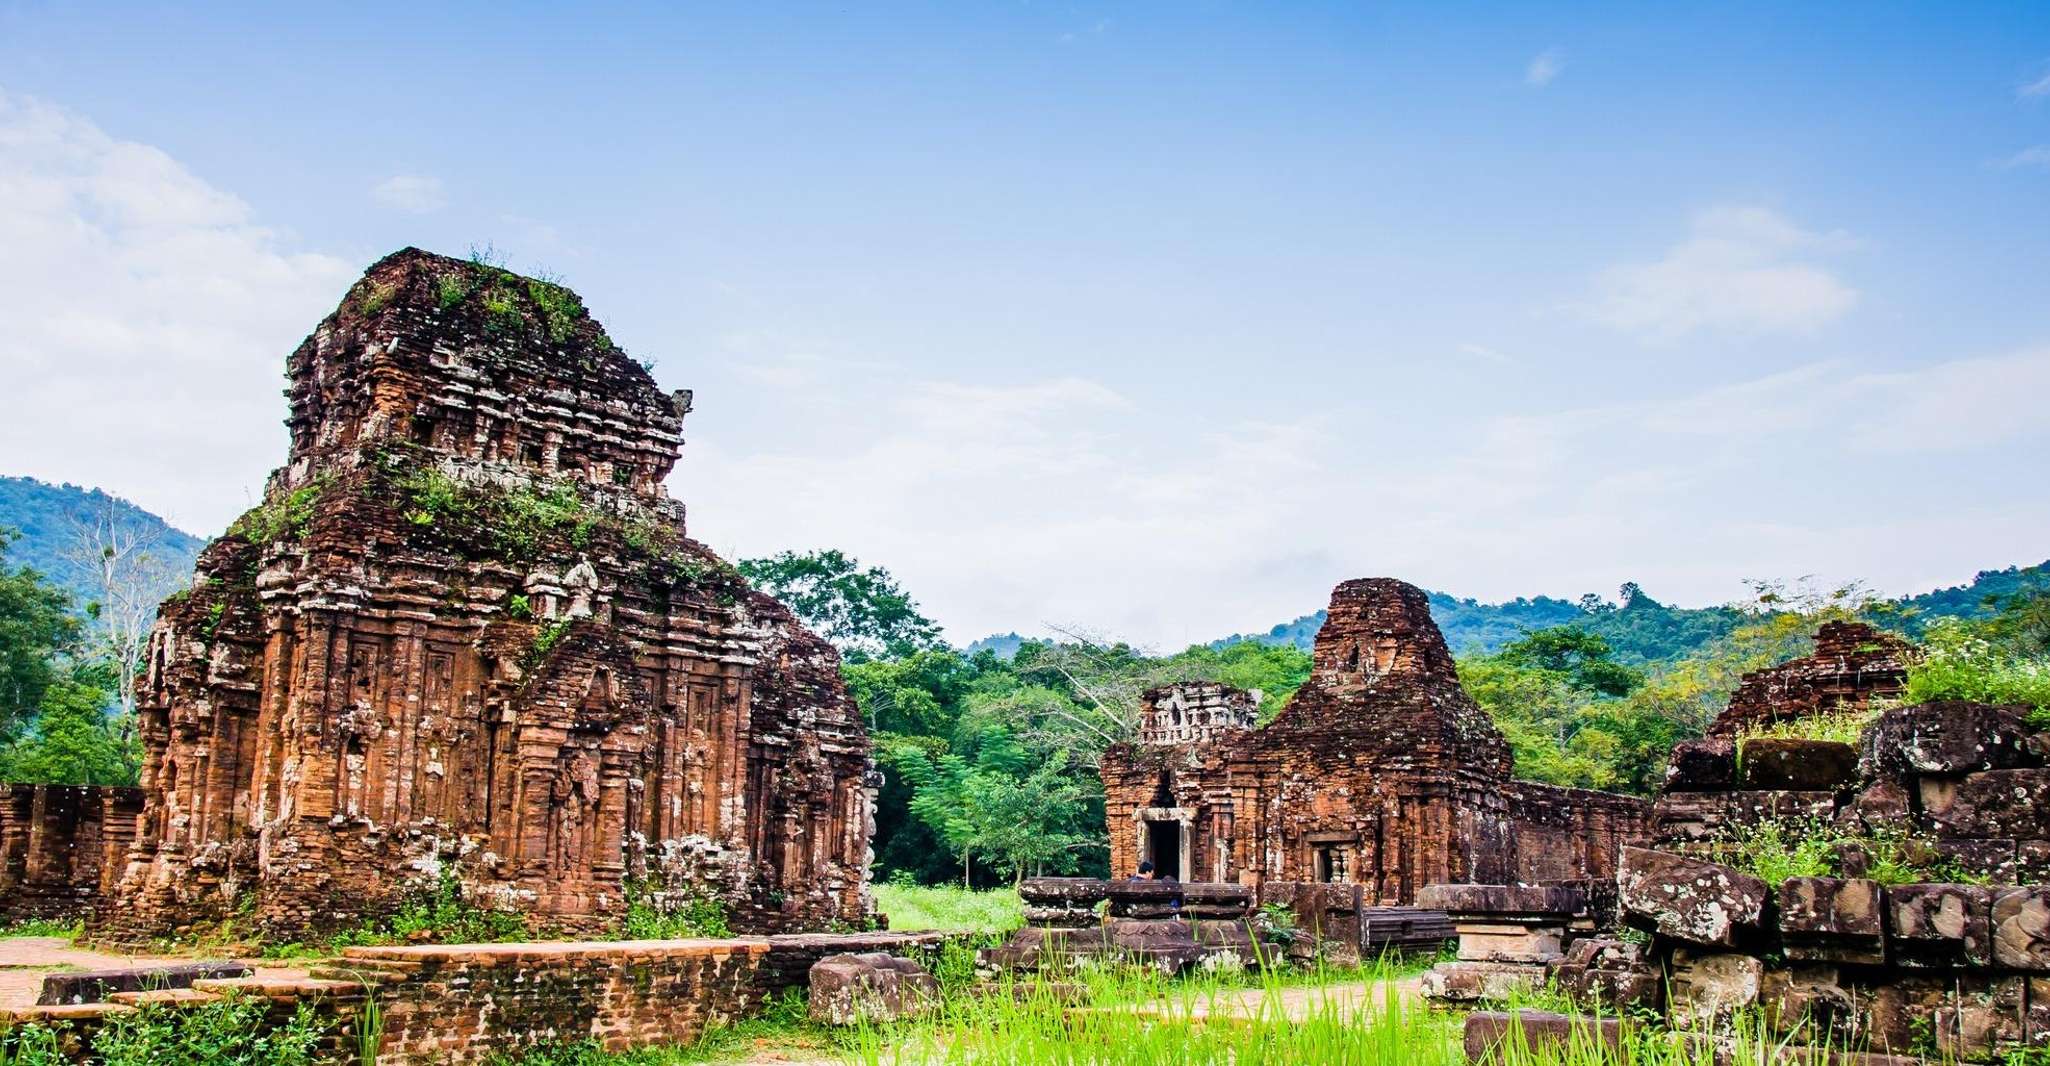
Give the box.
[2,2,2046,646]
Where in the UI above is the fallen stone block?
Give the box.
[1663,738,1738,792]
[1740,738,1859,791]
[1861,701,2037,780]
[1618,847,1768,948]
[1920,770,2050,840]
[1463,1011,1623,1063]
[1667,949,1763,1026]
[1759,964,1855,1035]
[1550,938,1661,1013]
[1453,922,1563,964]
[1888,882,1992,968]
[808,953,939,1026]
[1836,780,1911,837]
[1994,886,2050,971]
[38,962,254,1006]
[1419,960,1547,1003]
[1779,877,1883,965]
[1414,883,1584,919]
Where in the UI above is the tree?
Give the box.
[736,549,943,661]
[0,663,136,785]
[1495,628,1642,697]
[0,529,82,736]
[62,494,182,721]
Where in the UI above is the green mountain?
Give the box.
[0,476,205,611]
[1216,563,2048,664]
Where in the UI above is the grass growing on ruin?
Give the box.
[617,881,732,940]
[871,884,1023,934]
[259,867,527,959]
[0,993,330,1066]
[1736,706,1881,746]
[1711,816,1989,887]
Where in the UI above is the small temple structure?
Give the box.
[1101,578,1650,902]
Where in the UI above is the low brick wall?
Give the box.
[0,784,142,923]
[334,939,770,1064]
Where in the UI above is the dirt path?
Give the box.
[0,937,315,1009]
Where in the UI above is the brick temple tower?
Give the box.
[100,249,874,939]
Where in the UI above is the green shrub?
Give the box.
[92,995,328,1066]
[619,880,730,940]
[230,477,329,544]
[313,864,527,953]
[1907,620,2050,720]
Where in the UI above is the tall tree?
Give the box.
[0,529,82,736]
[736,549,943,662]
[63,494,181,720]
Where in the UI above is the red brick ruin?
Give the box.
[1101,578,1650,902]
[85,249,874,939]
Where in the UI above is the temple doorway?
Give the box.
[1145,819,1181,880]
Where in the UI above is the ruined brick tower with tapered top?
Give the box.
[98,249,875,939]
[1101,578,1649,902]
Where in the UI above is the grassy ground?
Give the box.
[871,885,1023,934]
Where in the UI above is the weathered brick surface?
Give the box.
[1888,884,1993,968]
[37,962,252,1006]
[1778,877,1884,964]
[807,952,938,1025]
[342,939,770,1064]
[88,250,873,941]
[0,784,141,922]
[1618,847,1768,949]
[1738,738,1859,791]
[1463,1011,1625,1062]
[1921,770,2050,840]
[1100,579,1647,902]
[1706,621,1909,738]
[1993,887,2050,971]
[1862,702,2037,780]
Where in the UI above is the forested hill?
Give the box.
[0,476,205,608]
[1213,565,2049,663]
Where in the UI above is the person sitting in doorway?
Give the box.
[1129,860,1155,882]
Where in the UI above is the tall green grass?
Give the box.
[872,884,1023,934]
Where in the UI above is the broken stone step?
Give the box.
[108,987,222,1007]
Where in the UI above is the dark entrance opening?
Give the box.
[1146,820,1181,880]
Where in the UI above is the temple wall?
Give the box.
[0,784,142,923]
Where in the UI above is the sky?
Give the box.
[1,1,2047,649]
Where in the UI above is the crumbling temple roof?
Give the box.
[1264,577,1515,779]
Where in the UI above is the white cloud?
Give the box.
[1526,49,1565,87]
[1583,206,1858,340]
[0,88,354,532]
[683,340,2050,648]
[2000,146,2050,170]
[1842,347,2050,453]
[2020,67,2050,99]
[372,173,446,213]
